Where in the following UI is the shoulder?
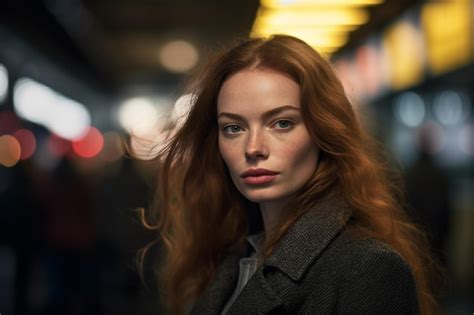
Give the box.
[305,232,420,313]
[327,232,412,273]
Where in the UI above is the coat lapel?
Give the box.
[190,254,241,315]
[265,195,352,281]
[191,195,353,314]
[228,195,352,313]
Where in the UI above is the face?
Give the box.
[217,67,319,205]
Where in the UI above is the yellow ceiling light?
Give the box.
[251,0,380,55]
[261,0,384,8]
[251,25,351,38]
[257,29,349,47]
[252,23,358,37]
[254,7,370,27]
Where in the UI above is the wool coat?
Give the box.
[190,196,420,314]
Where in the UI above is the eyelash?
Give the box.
[222,119,294,135]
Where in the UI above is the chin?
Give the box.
[240,189,286,203]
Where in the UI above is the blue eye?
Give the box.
[223,125,243,134]
[274,120,293,129]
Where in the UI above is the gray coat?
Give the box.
[190,196,419,314]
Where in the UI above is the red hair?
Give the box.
[139,35,442,314]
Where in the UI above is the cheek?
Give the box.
[218,139,238,172]
[286,140,318,174]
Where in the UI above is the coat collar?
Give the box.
[264,194,352,281]
[190,194,352,314]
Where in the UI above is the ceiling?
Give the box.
[1,0,420,93]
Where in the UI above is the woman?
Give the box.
[140,35,441,314]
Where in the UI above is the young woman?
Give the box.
[140,35,441,314]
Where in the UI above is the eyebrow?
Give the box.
[217,105,300,121]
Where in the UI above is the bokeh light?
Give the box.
[0,64,8,103]
[433,90,470,126]
[159,40,199,73]
[171,93,194,128]
[394,91,426,127]
[13,78,91,140]
[117,97,160,137]
[0,135,21,167]
[72,126,104,158]
[13,129,36,160]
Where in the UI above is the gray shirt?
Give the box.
[220,232,264,315]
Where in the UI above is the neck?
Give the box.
[259,199,287,235]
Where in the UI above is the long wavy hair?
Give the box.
[139,35,442,315]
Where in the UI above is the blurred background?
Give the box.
[0,0,472,314]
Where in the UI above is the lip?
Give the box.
[241,168,279,178]
[241,168,279,185]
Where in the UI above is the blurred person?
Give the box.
[37,158,100,315]
[405,123,451,266]
[140,35,443,314]
[0,161,43,315]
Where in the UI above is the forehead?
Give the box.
[217,68,301,115]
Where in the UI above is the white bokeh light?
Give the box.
[433,90,469,126]
[171,93,195,128]
[0,64,8,103]
[117,97,161,137]
[394,92,425,127]
[13,78,91,140]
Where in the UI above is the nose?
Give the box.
[245,130,268,161]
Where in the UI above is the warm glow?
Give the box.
[72,126,104,158]
[13,129,36,160]
[159,40,199,73]
[254,7,369,27]
[268,29,348,47]
[117,97,161,137]
[261,0,383,8]
[0,135,21,167]
[253,25,356,37]
[383,21,425,90]
[421,0,472,75]
[251,2,375,54]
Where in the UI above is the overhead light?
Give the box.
[252,25,353,38]
[254,28,349,47]
[254,7,370,27]
[261,0,383,8]
[13,78,91,140]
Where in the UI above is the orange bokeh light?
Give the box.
[72,126,104,158]
[0,135,21,167]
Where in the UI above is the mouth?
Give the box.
[240,168,279,185]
